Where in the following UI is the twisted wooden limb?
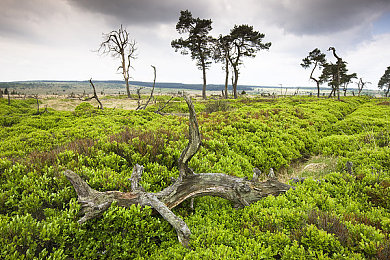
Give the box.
[64,95,293,247]
[177,94,201,179]
[83,79,103,109]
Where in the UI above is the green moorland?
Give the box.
[0,96,389,259]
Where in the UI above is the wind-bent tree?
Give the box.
[98,25,137,98]
[327,47,343,100]
[321,61,356,98]
[301,48,326,97]
[226,25,271,99]
[171,10,214,99]
[378,66,390,97]
[320,47,356,99]
[64,95,292,247]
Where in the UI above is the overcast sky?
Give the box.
[1,0,390,89]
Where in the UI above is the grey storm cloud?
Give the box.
[1,0,389,44]
[65,0,213,25]
[260,0,390,35]
[0,0,71,41]
[0,0,214,40]
[0,0,48,38]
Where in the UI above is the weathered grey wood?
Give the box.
[130,164,145,191]
[64,95,293,246]
[252,168,261,182]
[140,193,191,247]
[83,79,103,110]
[177,95,201,179]
[155,172,292,209]
[268,168,276,179]
[64,168,291,245]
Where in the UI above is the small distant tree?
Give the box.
[378,66,390,97]
[213,35,232,99]
[356,78,370,96]
[34,94,40,114]
[98,25,137,98]
[2,88,11,104]
[171,10,214,100]
[32,94,47,115]
[320,63,336,97]
[301,48,326,97]
[0,89,3,98]
[226,25,271,99]
[341,69,357,96]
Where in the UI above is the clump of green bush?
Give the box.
[204,100,231,113]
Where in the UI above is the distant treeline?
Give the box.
[128,81,256,91]
[0,80,327,92]
[0,80,257,91]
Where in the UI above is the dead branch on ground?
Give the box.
[64,95,293,247]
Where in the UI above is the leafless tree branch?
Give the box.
[83,79,103,110]
[136,65,156,110]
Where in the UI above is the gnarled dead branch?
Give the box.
[155,96,174,115]
[64,95,293,247]
[83,79,103,110]
[136,65,156,110]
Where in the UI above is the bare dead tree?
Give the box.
[357,78,371,96]
[136,65,156,110]
[98,25,137,98]
[34,94,40,114]
[83,79,103,110]
[32,94,48,115]
[135,87,145,110]
[143,65,156,108]
[64,95,293,247]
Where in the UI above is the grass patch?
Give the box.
[279,155,338,181]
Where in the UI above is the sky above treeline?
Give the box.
[1,0,390,89]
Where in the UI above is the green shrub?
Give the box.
[204,100,231,113]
